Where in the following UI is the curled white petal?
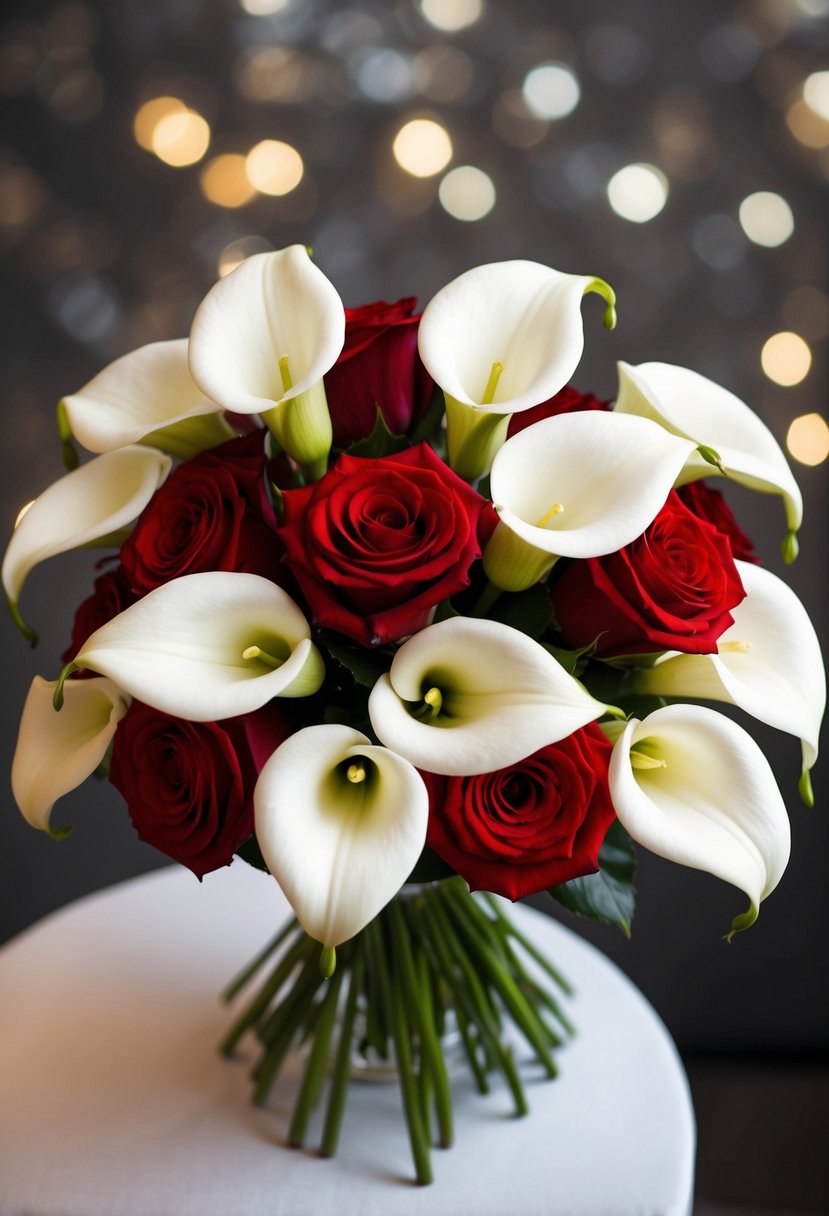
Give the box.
[368,616,606,776]
[418,260,613,413]
[255,725,429,948]
[636,561,825,784]
[12,676,130,835]
[615,361,803,536]
[188,246,346,416]
[490,411,697,557]
[609,705,791,933]
[61,339,231,455]
[3,446,171,617]
[72,572,324,721]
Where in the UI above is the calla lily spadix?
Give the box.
[61,339,234,458]
[188,246,346,479]
[12,675,130,837]
[615,361,803,560]
[483,411,697,593]
[3,445,171,644]
[417,259,617,480]
[368,616,610,776]
[609,705,791,938]
[631,561,825,805]
[59,571,324,721]
[255,725,429,952]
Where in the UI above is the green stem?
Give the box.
[454,1003,490,1095]
[220,930,309,1057]
[288,966,345,1147]
[388,898,453,1149]
[253,956,326,1105]
[221,918,299,1004]
[320,942,365,1158]
[367,918,432,1186]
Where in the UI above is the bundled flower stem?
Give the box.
[221,880,572,1185]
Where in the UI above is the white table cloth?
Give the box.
[0,865,695,1215]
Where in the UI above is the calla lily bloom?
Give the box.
[61,339,234,458]
[255,725,429,949]
[417,259,617,479]
[62,572,324,721]
[368,616,608,776]
[12,675,130,837]
[615,362,803,560]
[632,561,825,804]
[3,446,171,643]
[484,411,697,592]
[609,705,791,937]
[188,246,345,478]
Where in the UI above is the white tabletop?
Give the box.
[0,864,695,1216]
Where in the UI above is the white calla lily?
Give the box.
[368,616,608,776]
[632,561,825,804]
[188,246,345,477]
[484,411,697,592]
[12,675,130,836]
[255,725,429,949]
[609,705,791,937]
[3,445,171,643]
[63,572,324,721]
[61,339,234,458]
[417,259,617,479]
[615,361,803,558]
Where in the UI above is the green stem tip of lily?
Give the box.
[782,530,799,565]
[584,277,617,330]
[52,661,80,711]
[319,945,337,979]
[7,596,37,647]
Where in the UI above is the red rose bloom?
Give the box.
[63,566,136,664]
[323,298,434,448]
[552,490,746,657]
[423,724,617,901]
[279,445,488,645]
[109,702,291,878]
[507,385,609,438]
[677,479,759,564]
[119,431,283,595]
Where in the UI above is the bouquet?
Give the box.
[6,246,824,1186]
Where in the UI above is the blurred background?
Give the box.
[1,0,827,1210]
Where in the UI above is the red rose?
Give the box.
[63,566,136,664]
[109,701,291,878]
[279,444,488,645]
[552,490,746,657]
[677,479,759,564]
[323,298,434,448]
[507,384,609,438]
[120,431,283,595]
[423,725,617,901]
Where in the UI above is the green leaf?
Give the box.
[409,386,447,451]
[236,834,270,873]
[318,630,393,688]
[547,820,637,936]
[345,408,409,459]
[488,585,553,639]
[542,639,596,676]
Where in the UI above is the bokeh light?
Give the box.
[245,140,304,195]
[438,165,495,221]
[200,154,257,207]
[392,118,452,176]
[239,0,291,14]
[218,235,273,278]
[522,63,580,120]
[738,191,794,246]
[418,0,482,33]
[786,413,829,466]
[607,163,668,222]
[786,97,829,147]
[760,331,812,385]
[803,70,829,120]
[150,107,211,168]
